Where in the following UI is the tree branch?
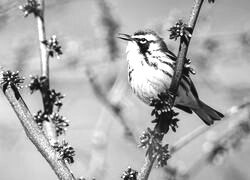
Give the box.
[36,0,57,142]
[184,105,250,179]
[170,125,207,154]
[37,0,48,77]
[169,102,250,155]
[162,103,250,180]
[86,69,138,143]
[0,74,75,180]
[169,0,204,95]
[138,1,204,180]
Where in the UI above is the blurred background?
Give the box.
[0,0,250,179]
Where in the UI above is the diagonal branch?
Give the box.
[169,0,204,96]
[169,102,250,155]
[184,106,250,179]
[0,72,75,180]
[163,103,250,180]
[137,1,205,180]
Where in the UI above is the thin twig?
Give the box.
[0,78,75,180]
[36,0,56,142]
[138,1,204,180]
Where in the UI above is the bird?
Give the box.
[118,30,224,125]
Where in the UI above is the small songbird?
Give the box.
[118,30,224,125]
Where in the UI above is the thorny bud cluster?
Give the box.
[42,35,63,59]
[121,167,138,180]
[48,89,65,112]
[19,0,40,17]
[53,140,75,164]
[137,90,182,170]
[33,110,49,129]
[1,70,25,99]
[50,113,69,136]
[139,128,171,167]
[169,19,192,44]
[33,111,69,136]
[28,76,67,136]
[1,70,24,90]
[28,75,46,93]
[29,75,74,161]
[156,144,171,167]
[151,93,180,133]
[29,77,64,111]
[183,58,196,76]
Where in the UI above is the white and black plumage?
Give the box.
[118,30,223,125]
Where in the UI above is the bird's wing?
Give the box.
[182,75,199,98]
[165,49,177,61]
[164,47,199,99]
[175,104,193,114]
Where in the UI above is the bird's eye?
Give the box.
[140,38,147,44]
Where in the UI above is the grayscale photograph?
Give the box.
[0,0,249,180]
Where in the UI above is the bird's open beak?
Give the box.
[117,33,133,41]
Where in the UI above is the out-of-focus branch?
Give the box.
[183,105,250,180]
[0,71,75,180]
[88,108,111,179]
[36,0,56,142]
[170,102,250,155]
[89,0,137,141]
[137,1,205,180]
[86,69,137,143]
[163,102,250,180]
[86,68,139,178]
[170,125,207,154]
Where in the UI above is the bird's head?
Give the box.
[118,30,168,56]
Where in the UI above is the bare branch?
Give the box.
[36,0,48,77]
[169,0,204,96]
[35,0,56,142]
[0,72,75,180]
[137,156,157,180]
[138,1,205,180]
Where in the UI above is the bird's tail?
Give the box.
[192,100,224,125]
